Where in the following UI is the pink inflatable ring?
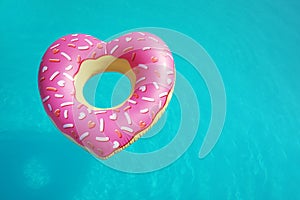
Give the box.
[38,32,175,159]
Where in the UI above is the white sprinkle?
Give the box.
[159,100,162,109]
[142,47,151,51]
[124,112,132,125]
[78,112,86,120]
[42,66,48,73]
[79,132,89,141]
[63,123,74,128]
[104,46,107,54]
[136,77,146,84]
[159,92,168,98]
[87,108,92,114]
[94,110,107,114]
[153,82,159,89]
[50,43,60,49]
[61,52,72,61]
[54,94,64,98]
[78,46,89,50]
[99,118,104,132]
[138,32,145,36]
[121,126,133,133]
[125,37,132,42]
[114,39,119,42]
[96,136,109,142]
[167,78,172,85]
[63,72,74,81]
[57,80,65,87]
[110,45,119,54]
[71,38,79,42]
[65,65,73,71]
[84,38,93,46]
[128,99,137,104]
[42,96,50,103]
[138,64,148,69]
[61,102,74,107]
[148,36,158,42]
[140,108,149,114]
[109,113,117,120]
[49,71,60,81]
[167,71,174,75]
[64,110,68,119]
[142,97,155,102]
[47,103,52,111]
[72,34,78,37]
[139,85,146,92]
[112,141,119,149]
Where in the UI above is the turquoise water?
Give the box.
[1,0,300,199]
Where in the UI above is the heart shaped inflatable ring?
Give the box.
[38,32,175,159]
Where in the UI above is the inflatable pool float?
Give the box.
[38,32,175,159]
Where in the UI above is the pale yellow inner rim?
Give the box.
[74,55,136,110]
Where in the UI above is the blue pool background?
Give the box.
[1,0,300,199]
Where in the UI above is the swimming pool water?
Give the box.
[0,0,300,199]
